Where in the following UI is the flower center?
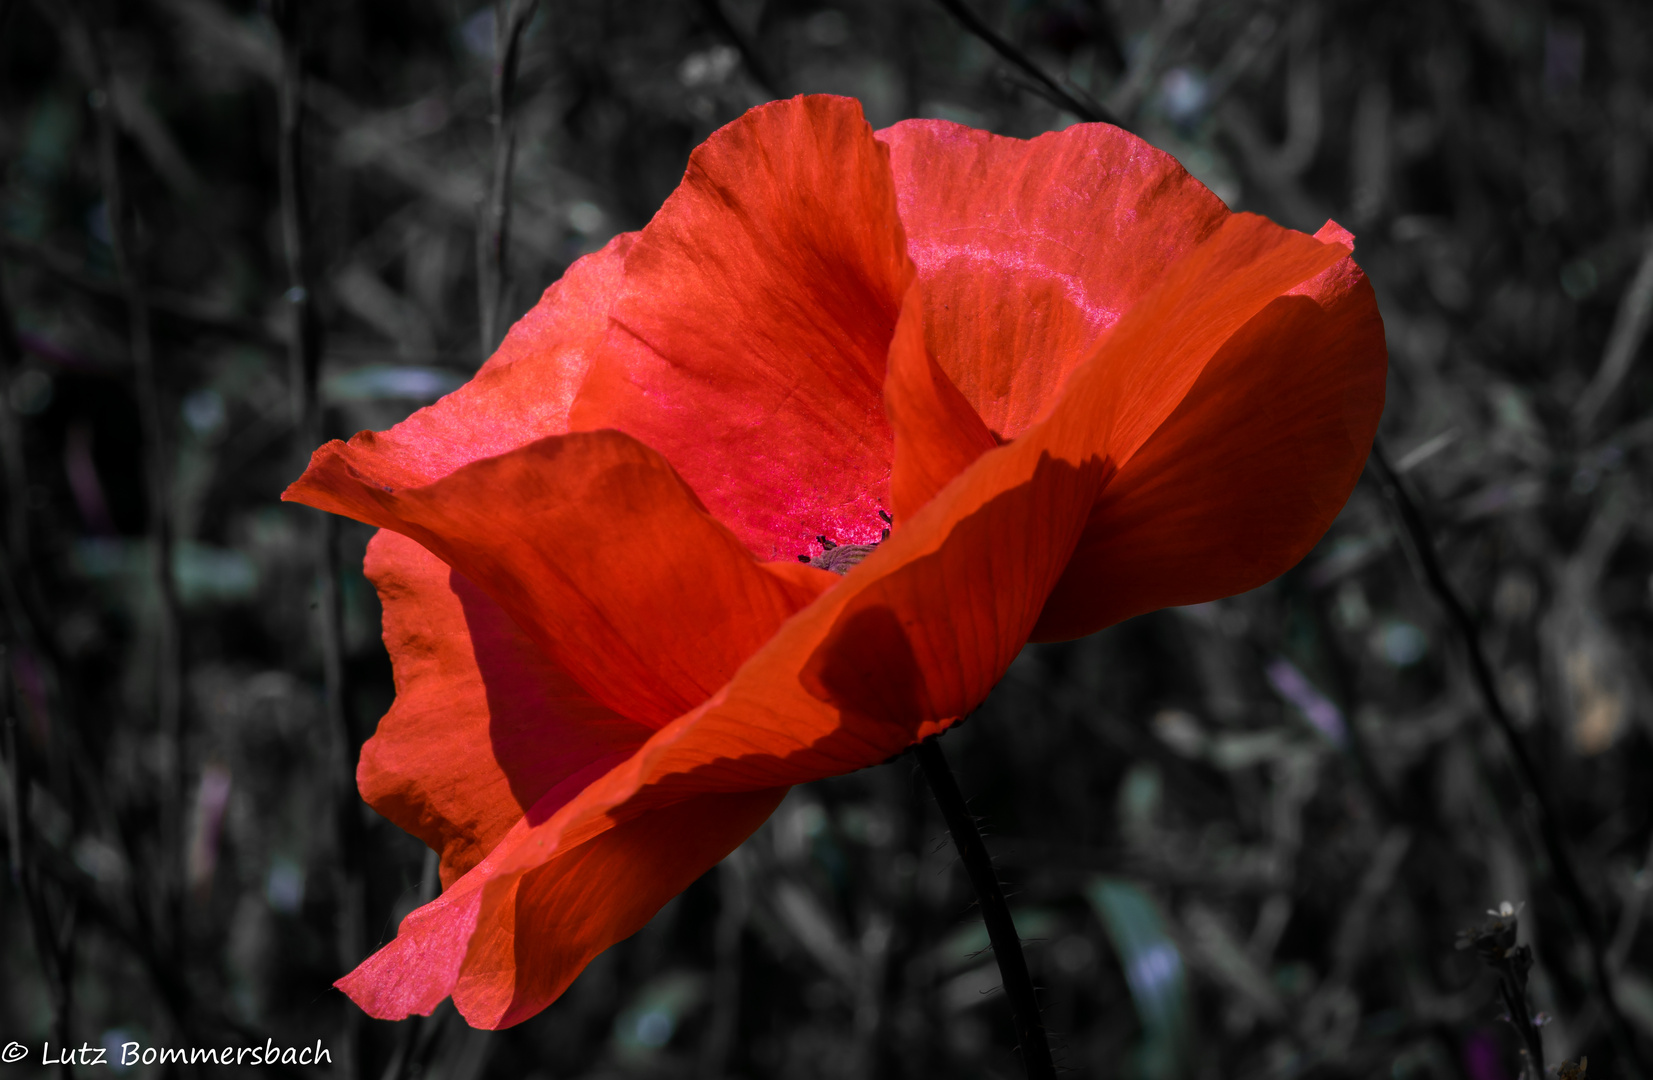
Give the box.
[797,511,892,575]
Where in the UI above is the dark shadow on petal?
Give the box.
[800,602,927,730]
[454,568,655,827]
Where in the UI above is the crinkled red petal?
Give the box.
[328,210,1351,1027]
[287,428,836,729]
[291,233,631,495]
[1032,221,1387,639]
[571,95,913,560]
[877,118,1227,440]
[358,530,652,887]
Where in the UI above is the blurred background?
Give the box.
[1,0,1651,1077]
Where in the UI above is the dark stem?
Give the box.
[1368,442,1647,1079]
[3,669,73,1080]
[930,0,1123,129]
[913,736,1055,1080]
[697,850,750,1080]
[275,7,323,434]
[1497,963,1545,1080]
[78,5,186,948]
[1301,578,1403,824]
[2,266,97,1068]
[477,0,537,360]
[273,6,363,1077]
[0,267,30,563]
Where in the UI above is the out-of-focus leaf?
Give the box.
[1393,428,1460,473]
[1088,877,1190,1080]
[1266,657,1348,746]
[72,834,129,885]
[1548,605,1633,754]
[1151,708,1208,758]
[773,880,856,985]
[613,970,706,1061]
[72,538,259,605]
[1206,729,1296,770]
[321,364,465,404]
[1180,900,1286,1021]
[1307,531,1392,588]
[1456,476,1546,521]
[1617,973,1653,1040]
[265,855,305,915]
[332,263,437,358]
[1543,489,1638,754]
[1118,762,1163,841]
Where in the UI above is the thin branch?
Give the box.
[1608,835,1653,973]
[931,0,1121,128]
[73,1,186,943]
[379,850,440,1080]
[2,665,74,1080]
[1102,0,1200,120]
[696,0,782,100]
[0,266,135,1063]
[0,271,29,564]
[1368,441,1649,1079]
[914,736,1055,1080]
[996,70,1101,126]
[274,11,323,431]
[271,6,364,1078]
[477,0,538,360]
[25,832,314,1079]
[0,532,179,1060]
[1299,576,1403,824]
[697,849,750,1080]
[1575,228,1653,434]
[0,233,282,350]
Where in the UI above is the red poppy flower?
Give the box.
[285,95,1385,1028]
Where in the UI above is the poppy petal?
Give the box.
[1032,222,1386,639]
[884,283,1000,523]
[331,211,1352,1022]
[287,233,632,497]
[286,429,836,728]
[333,443,1103,1028]
[520,211,1349,817]
[336,422,1103,1027]
[358,529,652,887]
[877,118,1228,440]
[570,95,913,560]
[337,786,785,1028]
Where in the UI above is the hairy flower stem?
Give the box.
[1499,968,1546,1080]
[914,736,1055,1080]
[1370,443,1646,1079]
